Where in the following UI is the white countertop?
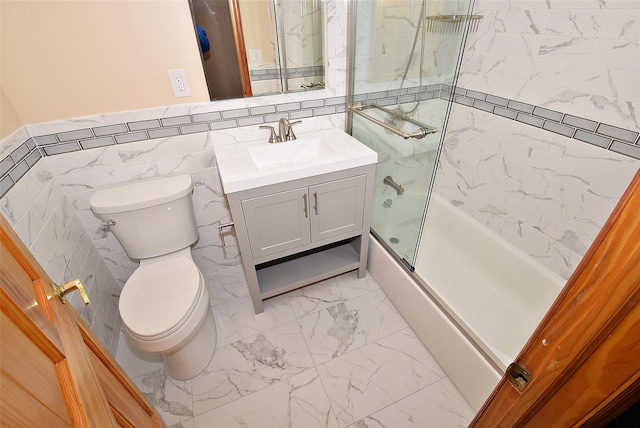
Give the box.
[214,127,378,193]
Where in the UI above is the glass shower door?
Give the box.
[347,0,474,268]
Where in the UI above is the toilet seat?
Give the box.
[120,256,202,341]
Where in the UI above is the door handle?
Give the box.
[303,193,308,217]
[313,192,318,215]
[52,279,90,305]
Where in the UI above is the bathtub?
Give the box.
[368,193,565,410]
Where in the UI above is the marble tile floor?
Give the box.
[116,267,476,428]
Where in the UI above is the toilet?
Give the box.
[90,175,216,380]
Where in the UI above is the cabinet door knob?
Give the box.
[303,193,309,217]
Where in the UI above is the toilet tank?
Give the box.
[90,175,199,260]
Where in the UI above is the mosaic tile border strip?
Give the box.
[2,86,639,200]
[249,65,325,82]
[444,86,640,157]
[0,95,346,199]
[353,85,640,159]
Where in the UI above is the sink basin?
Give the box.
[249,137,339,170]
[214,127,378,193]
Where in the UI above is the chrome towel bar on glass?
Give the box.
[348,102,438,140]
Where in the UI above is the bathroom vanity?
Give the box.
[215,127,377,313]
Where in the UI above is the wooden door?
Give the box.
[470,169,640,427]
[310,175,366,243]
[241,187,312,259]
[0,215,165,427]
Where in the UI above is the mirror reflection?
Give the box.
[189,0,325,100]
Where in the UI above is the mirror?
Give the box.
[189,0,325,101]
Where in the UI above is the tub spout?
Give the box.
[383,176,404,195]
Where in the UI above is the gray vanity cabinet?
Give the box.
[241,186,312,259]
[242,175,366,259]
[227,165,375,314]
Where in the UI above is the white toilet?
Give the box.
[90,175,216,380]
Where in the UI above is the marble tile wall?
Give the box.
[282,0,324,70]
[434,0,640,278]
[248,0,325,95]
[0,149,122,355]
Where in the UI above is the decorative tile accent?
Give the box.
[249,65,324,82]
[93,123,128,136]
[610,140,640,157]
[596,124,639,144]
[79,137,115,150]
[562,115,598,132]
[276,102,301,112]
[148,128,179,139]
[237,116,265,127]
[0,157,15,175]
[2,86,639,201]
[161,116,192,127]
[532,106,563,122]
[543,121,576,138]
[221,108,250,119]
[57,128,94,142]
[42,142,82,156]
[249,105,276,115]
[114,131,148,144]
[128,119,161,131]
[192,111,221,122]
[180,123,210,135]
[574,130,612,149]
[516,112,544,128]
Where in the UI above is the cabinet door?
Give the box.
[242,187,312,259]
[310,175,366,242]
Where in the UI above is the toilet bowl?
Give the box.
[90,175,216,380]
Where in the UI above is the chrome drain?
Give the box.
[389,237,400,244]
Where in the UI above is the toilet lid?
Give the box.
[120,257,202,339]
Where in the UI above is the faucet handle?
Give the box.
[288,120,302,141]
[259,125,279,144]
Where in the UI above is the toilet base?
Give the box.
[164,307,216,380]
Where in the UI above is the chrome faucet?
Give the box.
[260,119,302,143]
[278,118,301,142]
[383,176,405,195]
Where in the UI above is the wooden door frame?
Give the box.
[471,169,640,426]
[228,0,253,97]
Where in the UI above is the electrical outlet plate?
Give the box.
[248,49,262,65]
[167,69,191,98]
